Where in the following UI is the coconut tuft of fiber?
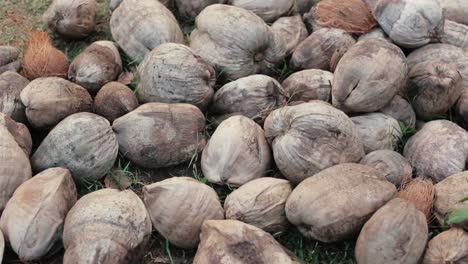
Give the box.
[313,0,377,34]
[22,32,69,80]
[398,177,435,220]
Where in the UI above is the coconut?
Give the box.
[332,38,408,113]
[456,88,468,127]
[0,230,3,263]
[193,220,301,264]
[22,32,69,80]
[20,77,93,130]
[360,150,412,188]
[113,103,206,168]
[355,198,428,264]
[228,0,294,22]
[224,177,292,235]
[282,69,333,103]
[94,82,138,123]
[110,0,184,62]
[201,116,271,186]
[264,101,365,184]
[351,113,402,153]
[143,177,223,249]
[441,20,468,49]
[380,95,416,129]
[358,27,392,42]
[43,0,96,39]
[404,120,468,182]
[271,15,308,57]
[137,43,215,109]
[0,71,29,123]
[398,177,435,220]
[286,163,397,242]
[294,0,319,14]
[0,46,20,74]
[176,0,226,17]
[0,168,77,261]
[437,0,468,25]
[31,113,119,182]
[190,4,287,80]
[68,41,122,93]
[423,228,468,264]
[290,28,356,72]
[63,189,152,263]
[434,171,468,228]
[312,0,377,34]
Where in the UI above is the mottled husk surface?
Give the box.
[404,120,468,182]
[264,101,365,184]
[271,15,308,57]
[176,0,226,17]
[63,189,152,264]
[360,149,412,187]
[423,228,468,264]
[0,71,29,123]
[286,163,397,242]
[193,220,301,264]
[398,177,435,220]
[456,88,468,127]
[355,198,428,264]
[228,0,294,22]
[0,46,20,74]
[434,171,468,229]
[112,103,206,168]
[143,177,224,249]
[380,95,416,129]
[441,20,468,49]
[202,116,271,186]
[282,69,333,103]
[358,27,392,43]
[437,0,468,25]
[0,168,77,261]
[94,82,138,123]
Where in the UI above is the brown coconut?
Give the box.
[434,171,468,229]
[63,189,152,263]
[31,113,119,182]
[22,32,69,80]
[94,82,138,123]
[0,71,29,123]
[332,38,408,113]
[264,101,365,184]
[423,228,468,264]
[380,95,417,129]
[404,120,468,182]
[398,177,435,220]
[290,28,356,72]
[193,220,301,264]
[0,168,77,261]
[20,77,93,130]
[282,69,333,103]
[210,75,287,125]
[437,0,468,26]
[355,198,428,264]
[202,116,271,186]
[224,177,292,235]
[68,41,122,93]
[360,150,413,188]
[312,0,377,34]
[271,15,308,57]
[143,177,224,249]
[0,46,20,74]
[285,163,397,242]
[137,43,215,109]
[358,27,392,43]
[228,0,294,23]
[112,103,206,169]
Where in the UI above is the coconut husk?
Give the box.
[313,0,377,34]
[22,32,69,80]
[398,177,435,221]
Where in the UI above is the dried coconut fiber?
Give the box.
[313,0,377,34]
[398,177,435,220]
[22,32,69,80]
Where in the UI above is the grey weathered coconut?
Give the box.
[355,198,428,264]
[190,4,287,80]
[351,113,402,153]
[360,150,412,187]
[94,82,138,123]
[332,38,408,113]
[20,77,93,130]
[441,20,468,49]
[404,120,468,182]
[373,0,444,48]
[193,220,301,264]
[228,0,294,22]
[110,0,184,62]
[0,46,20,74]
[224,177,292,234]
[113,103,206,168]
[434,171,468,228]
[176,0,226,17]
[380,95,416,129]
[43,0,96,39]
[143,177,224,249]
[271,15,308,57]
[294,0,319,14]
[0,114,32,211]
[423,228,468,264]
[282,69,333,103]
[109,0,123,10]
[456,88,468,127]
[285,163,397,242]
[63,189,152,263]
[437,0,468,25]
[264,101,365,184]
[290,28,356,72]
[0,71,29,123]
[210,75,287,125]
[138,43,215,109]
[68,41,122,93]
[202,116,271,186]
[31,113,119,182]
[0,168,77,261]
[358,28,392,43]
